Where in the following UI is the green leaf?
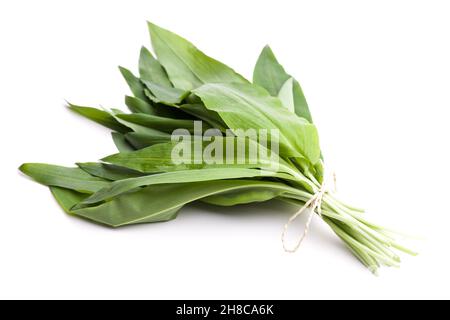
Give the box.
[119,66,148,101]
[179,104,228,131]
[112,112,172,137]
[80,168,278,205]
[68,104,130,133]
[139,46,172,87]
[73,180,300,227]
[142,81,190,105]
[102,138,294,175]
[20,163,109,193]
[253,46,313,122]
[201,188,285,206]
[278,78,295,113]
[111,132,135,152]
[126,95,194,119]
[50,187,89,214]
[101,142,183,171]
[101,138,316,192]
[253,45,290,96]
[115,113,200,134]
[193,82,321,164]
[77,162,144,181]
[148,22,248,91]
[125,96,156,115]
[291,78,313,123]
[124,132,172,149]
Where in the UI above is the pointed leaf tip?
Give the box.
[18,163,28,174]
[139,46,152,56]
[263,44,273,52]
[147,22,247,90]
[147,21,162,34]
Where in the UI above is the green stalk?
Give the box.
[283,182,414,272]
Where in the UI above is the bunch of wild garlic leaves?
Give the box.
[20,23,414,273]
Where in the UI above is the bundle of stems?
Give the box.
[20,22,415,273]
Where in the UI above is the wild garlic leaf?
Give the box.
[50,187,89,214]
[111,132,135,152]
[112,112,171,137]
[142,80,190,105]
[139,46,172,87]
[116,113,200,134]
[126,95,193,119]
[20,164,109,193]
[179,104,228,131]
[68,104,130,133]
[101,139,314,192]
[148,22,248,91]
[193,82,321,164]
[102,138,287,172]
[201,188,286,206]
[291,78,313,123]
[77,162,144,181]
[124,132,172,149]
[125,96,156,115]
[81,168,280,205]
[73,180,298,227]
[253,46,291,96]
[102,140,203,172]
[119,66,148,101]
[253,46,313,123]
[278,78,295,113]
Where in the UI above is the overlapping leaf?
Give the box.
[254,46,313,122]
[193,83,321,164]
[19,22,413,273]
[73,180,301,227]
[148,22,248,91]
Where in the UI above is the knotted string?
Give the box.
[281,172,336,253]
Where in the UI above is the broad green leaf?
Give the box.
[148,22,248,91]
[126,95,193,119]
[73,180,300,227]
[103,140,196,172]
[50,187,89,214]
[124,132,172,149]
[253,45,290,96]
[68,104,130,133]
[119,66,148,101]
[144,90,171,106]
[278,78,295,113]
[180,104,228,131]
[77,162,144,181]
[139,46,172,87]
[253,46,313,122]
[111,132,135,152]
[20,163,109,193]
[185,93,203,105]
[125,96,156,115]
[102,138,293,175]
[193,83,321,164]
[201,188,285,206]
[116,113,200,134]
[103,138,315,191]
[291,78,312,123]
[113,112,171,137]
[110,108,125,115]
[81,168,279,205]
[142,80,190,105]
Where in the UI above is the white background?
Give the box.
[1,0,449,300]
